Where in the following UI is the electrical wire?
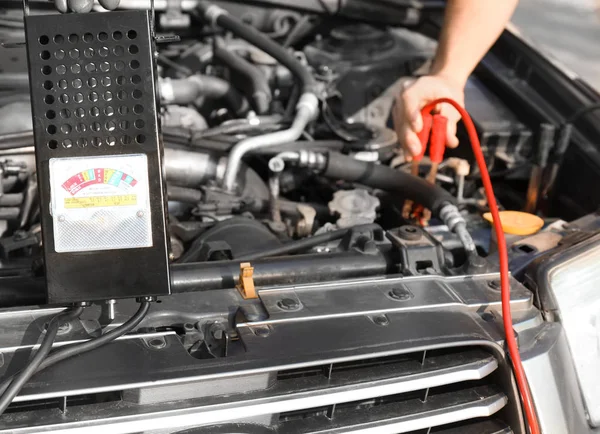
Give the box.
[564,102,600,126]
[421,98,541,434]
[0,306,84,415]
[38,301,150,372]
[235,223,382,262]
[0,301,150,406]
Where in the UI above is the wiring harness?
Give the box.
[0,300,151,415]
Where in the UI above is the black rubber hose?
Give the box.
[196,2,318,94]
[167,185,203,204]
[0,306,84,415]
[323,152,456,214]
[214,40,272,114]
[236,223,382,261]
[0,208,20,220]
[0,131,34,150]
[167,76,248,116]
[0,194,24,207]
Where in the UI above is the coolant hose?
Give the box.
[197,2,318,95]
[197,2,320,192]
[167,186,203,204]
[160,76,248,116]
[214,40,272,114]
[323,151,457,215]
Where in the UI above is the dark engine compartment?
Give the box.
[0,1,598,432]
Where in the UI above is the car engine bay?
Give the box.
[0,0,599,433]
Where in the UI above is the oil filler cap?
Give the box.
[483,211,544,236]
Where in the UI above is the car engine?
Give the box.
[0,1,599,433]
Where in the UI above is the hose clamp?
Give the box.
[439,203,464,232]
[296,93,319,121]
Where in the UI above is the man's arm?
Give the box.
[396,0,519,156]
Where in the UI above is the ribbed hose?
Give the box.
[214,40,272,114]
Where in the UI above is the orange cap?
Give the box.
[483,211,544,236]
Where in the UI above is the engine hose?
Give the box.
[167,185,203,204]
[214,40,272,114]
[196,2,318,95]
[322,151,457,215]
[196,2,319,192]
[0,131,35,150]
[160,76,248,116]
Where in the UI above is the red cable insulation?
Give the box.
[429,114,448,164]
[421,98,541,434]
[415,112,433,162]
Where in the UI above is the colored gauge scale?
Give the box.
[62,168,137,195]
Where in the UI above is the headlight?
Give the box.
[547,237,600,427]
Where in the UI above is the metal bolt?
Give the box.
[58,215,66,222]
[149,338,166,349]
[389,287,413,301]
[277,298,300,311]
[136,210,144,218]
[57,321,72,335]
[397,225,422,241]
[105,299,116,322]
[13,231,27,241]
[488,280,501,290]
[138,295,157,303]
[481,312,495,322]
[254,326,270,337]
[268,157,285,173]
[373,315,389,326]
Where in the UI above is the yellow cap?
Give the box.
[483,211,544,236]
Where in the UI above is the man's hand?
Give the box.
[393,74,465,157]
[393,0,518,157]
[53,0,120,13]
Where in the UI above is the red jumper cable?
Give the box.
[420,98,541,434]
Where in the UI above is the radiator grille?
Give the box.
[0,345,518,433]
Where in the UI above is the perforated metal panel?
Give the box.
[25,10,170,303]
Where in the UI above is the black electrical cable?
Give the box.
[0,301,150,401]
[38,301,150,372]
[564,102,600,126]
[236,223,382,261]
[0,306,84,415]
